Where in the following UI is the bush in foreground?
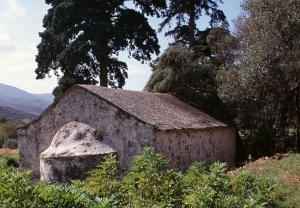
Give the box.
[0,147,276,207]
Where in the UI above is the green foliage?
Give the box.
[231,172,274,207]
[0,135,5,148]
[145,26,237,122]
[0,122,19,148]
[36,0,163,95]
[0,116,7,123]
[0,159,37,208]
[122,147,183,207]
[159,0,227,47]
[84,154,121,198]
[0,158,94,208]
[240,153,300,208]
[183,162,230,207]
[217,0,300,156]
[0,148,280,207]
[52,73,98,100]
[183,162,274,207]
[1,153,19,168]
[34,181,92,208]
[145,43,234,120]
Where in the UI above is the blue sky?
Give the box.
[0,0,242,93]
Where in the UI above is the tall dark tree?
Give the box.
[159,0,227,47]
[36,0,166,96]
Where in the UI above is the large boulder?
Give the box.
[40,121,116,183]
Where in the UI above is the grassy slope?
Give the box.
[239,153,300,207]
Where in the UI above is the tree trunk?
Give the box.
[188,3,195,48]
[98,6,109,88]
[100,61,108,87]
[99,42,109,87]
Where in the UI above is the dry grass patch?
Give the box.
[281,173,300,186]
[0,148,18,156]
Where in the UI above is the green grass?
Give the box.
[0,152,19,168]
[240,153,300,207]
[1,153,19,160]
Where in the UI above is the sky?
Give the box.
[0,0,242,94]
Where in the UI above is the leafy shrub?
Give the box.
[1,153,19,167]
[0,116,7,123]
[0,148,278,208]
[231,172,274,207]
[2,139,18,149]
[122,147,183,207]
[0,122,18,148]
[0,135,5,148]
[84,154,121,199]
[0,158,94,208]
[0,159,36,208]
[183,162,230,207]
[34,181,92,208]
[183,162,275,207]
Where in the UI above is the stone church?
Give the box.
[18,85,235,182]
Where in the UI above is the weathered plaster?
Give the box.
[18,85,236,181]
[40,155,110,182]
[18,88,155,178]
[155,127,236,171]
[40,122,117,182]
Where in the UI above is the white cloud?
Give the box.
[0,24,5,30]
[0,23,12,34]
[127,65,148,75]
[0,38,57,93]
[0,32,10,40]
[123,62,152,91]
[0,32,17,53]
[0,0,26,19]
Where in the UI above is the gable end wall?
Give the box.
[18,88,156,178]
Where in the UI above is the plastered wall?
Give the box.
[18,88,156,178]
[155,127,236,171]
[18,87,236,179]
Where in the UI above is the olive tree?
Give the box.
[218,0,300,154]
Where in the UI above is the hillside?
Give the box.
[31,93,54,104]
[0,83,53,115]
[0,105,36,124]
[232,153,300,207]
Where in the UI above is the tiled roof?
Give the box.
[79,85,227,130]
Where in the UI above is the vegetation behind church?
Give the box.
[0,121,18,149]
[146,0,300,159]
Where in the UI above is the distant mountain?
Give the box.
[0,83,54,115]
[0,105,36,124]
[31,93,54,104]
